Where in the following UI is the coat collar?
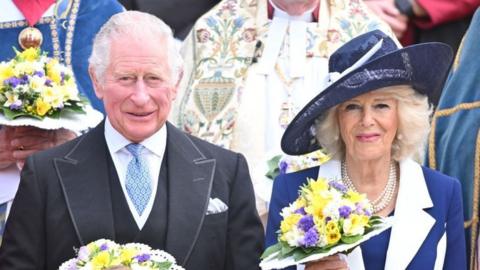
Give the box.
[384,159,434,270]
[54,122,216,266]
[318,159,434,269]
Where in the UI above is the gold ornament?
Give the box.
[18,27,43,49]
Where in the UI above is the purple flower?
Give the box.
[338,205,352,218]
[99,243,108,251]
[364,208,372,217]
[61,72,66,83]
[298,215,314,232]
[135,253,151,263]
[9,100,22,110]
[303,227,319,247]
[33,71,44,77]
[20,75,29,84]
[45,79,53,86]
[4,77,21,87]
[294,207,307,215]
[328,181,347,193]
[279,160,288,174]
[325,216,332,222]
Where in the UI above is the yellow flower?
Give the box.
[325,220,338,232]
[309,178,329,194]
[280,213,302,234]
[294,197,307,209]
[91,251,111,268]
[343,214,369,236]
[346,190,366,204]
[18,47,39,61]
[325,221,341,244]
[305,195,327,220]
[46,59,62,84]
[326,229,341,245]
[35,98,51,116]
[119,247,137,263]
[13,61,37,76]
[0,62,14,84]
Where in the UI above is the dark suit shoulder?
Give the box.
[28,133,87,161]
[169,123,242,163]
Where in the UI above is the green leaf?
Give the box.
[279,242,296,257]
[260,243,282,259]
[265,155,282,180]
[341,234,362,244]
[293,249,310,261]
[157,261,173,269]
[2,108,43,120]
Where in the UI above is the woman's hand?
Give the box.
[10,127,77,169]
[305,254,349,270]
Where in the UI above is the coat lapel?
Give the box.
[384,159,435,270]
[54,122,115,246]
[164,123,215,266]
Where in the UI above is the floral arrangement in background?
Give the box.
[260,177,391,269]
[266,150,330,180]
[58,239,185,270]
[0,47,85,120]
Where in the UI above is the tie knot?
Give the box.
[126,143,144,157]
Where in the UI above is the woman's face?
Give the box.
[337,90,398,162]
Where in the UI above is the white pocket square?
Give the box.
[206,198,228,215]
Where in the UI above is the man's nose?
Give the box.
[131,80,150,104]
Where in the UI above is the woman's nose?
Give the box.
[360,108,375,126]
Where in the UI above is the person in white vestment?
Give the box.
[173,0,396,217]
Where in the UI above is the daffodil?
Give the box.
[35,98,52,116]
[18,47,40,61]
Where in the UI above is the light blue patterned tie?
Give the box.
[125,143,152,215]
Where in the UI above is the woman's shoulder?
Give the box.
[421,165,460,187]
[420,164,462,202]
[275,166,320,183]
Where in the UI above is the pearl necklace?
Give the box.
[341,160,397,213]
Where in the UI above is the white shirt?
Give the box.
[104,118,167,229]
[261,4,329,159]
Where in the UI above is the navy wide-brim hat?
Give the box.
[281,30,453,155]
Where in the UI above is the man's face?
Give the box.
[271,0,319,16]
[91,35,177,142]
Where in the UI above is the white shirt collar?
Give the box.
[104,117,166,158]
[104,117,167,230]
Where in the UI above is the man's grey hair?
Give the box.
[315,85,433,161]
[88,11,183,83]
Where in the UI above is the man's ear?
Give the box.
[89,66,103,99]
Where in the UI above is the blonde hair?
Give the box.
[315,85,432,161]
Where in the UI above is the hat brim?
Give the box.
[281,42,453,155]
